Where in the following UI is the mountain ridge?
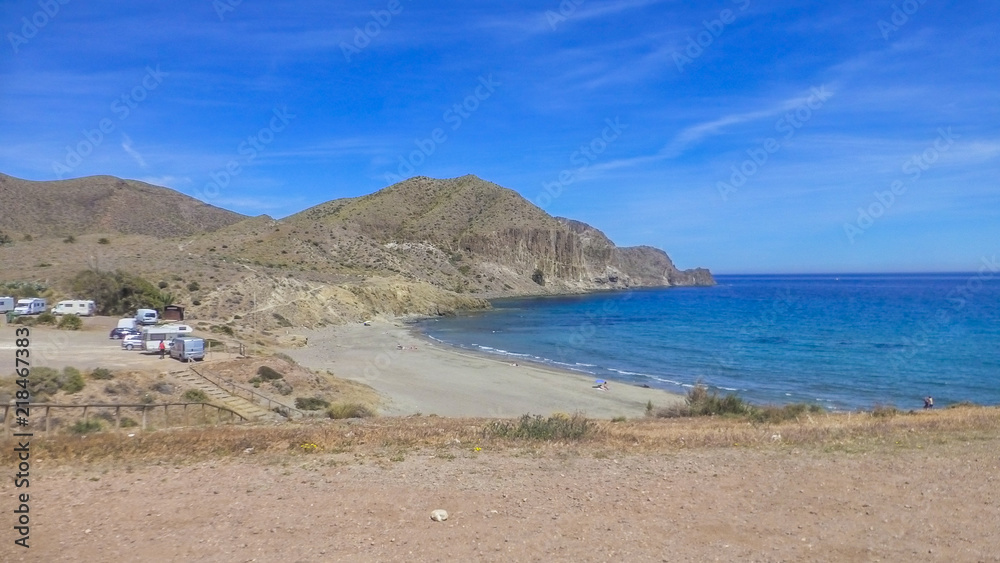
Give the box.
[0,173,713,329]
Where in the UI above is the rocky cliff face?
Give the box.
[281,175,715,295]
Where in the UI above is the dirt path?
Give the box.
[5,439,999,562]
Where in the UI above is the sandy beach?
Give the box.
[280,319,684,419]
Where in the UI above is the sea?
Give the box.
[414,273,1000,411]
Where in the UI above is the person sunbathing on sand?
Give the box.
[593,380,609,391]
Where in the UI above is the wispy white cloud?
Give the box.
[664,89,836,156]
[121,133,147,168]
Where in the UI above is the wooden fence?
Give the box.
[1,402,247,438]
[189,366,305,418]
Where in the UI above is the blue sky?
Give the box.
[1,0,998,274]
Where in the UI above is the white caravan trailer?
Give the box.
[141,324,193,351]
[0,297,14,313]
[53,300,96,316]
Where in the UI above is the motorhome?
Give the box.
[0,297,14,313]
[53,300,96,316]
[135,308,159,325]
[170,337,205,362]
[141,324,193,351]
[13,298,47,315]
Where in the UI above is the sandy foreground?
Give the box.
[4,438,999,562]
[281,319,684,419]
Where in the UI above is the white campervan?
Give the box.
[141,324,193,351]
[53,300,96,316]
[13,298,47,315]
[0,297,14,313]
[135,308,159,325]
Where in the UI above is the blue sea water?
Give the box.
[415,274,1000,410]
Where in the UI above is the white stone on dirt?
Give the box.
[430,509,448,522]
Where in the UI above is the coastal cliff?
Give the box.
[0,173,713,329]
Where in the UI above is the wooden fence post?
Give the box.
[141,406,148,431]
[115,406,121,431]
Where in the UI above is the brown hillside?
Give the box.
[0,173,712,331]
[0,173,245,238]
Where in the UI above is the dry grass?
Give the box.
[5,405,998,466]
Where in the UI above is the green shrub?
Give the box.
[70,420,102,434]
[28,367,62,398]
[187,281,200,292]
[483,413,592,441]
[36,312,57,325]
[272,313,293,327]
[90,367,113,380]
[257,366,283,380]
[12,316,35,326]
[120,417,138,428]
[295,396,330,411]
[62,367,86,394]
[58,314,83,330]
[97,237,110,245]
[158,281,169,289]
[271,379,293,396]
[327,402,376,419]
[63,235,76,243]
[182,389,208,402]
[656,384,753,418]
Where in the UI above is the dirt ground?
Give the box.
[4,437,999,562]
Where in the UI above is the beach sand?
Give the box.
[280,319,684,419]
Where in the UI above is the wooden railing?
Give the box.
[1,402,247,438]
[189,366,305,418]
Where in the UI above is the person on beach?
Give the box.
[159,340,166,359]
[924,396,934,409]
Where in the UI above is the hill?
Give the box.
[0,173,245,238]
[0,173,712,331]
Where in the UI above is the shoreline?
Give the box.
[279,319,685,419]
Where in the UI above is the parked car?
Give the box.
[121,334,144,351]
[109,327,141,340]
[135,308,159,325]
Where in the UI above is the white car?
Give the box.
[121,334,144,351]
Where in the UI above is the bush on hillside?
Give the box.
[295,396,330,411]
[58,314,83,330]
[89,367,113,380]
[327,403,375,419]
